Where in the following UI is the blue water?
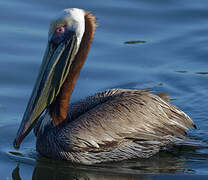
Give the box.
[1,0,208,179]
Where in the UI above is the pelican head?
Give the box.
[13,8,94,149]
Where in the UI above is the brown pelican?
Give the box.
[13,8,196,165]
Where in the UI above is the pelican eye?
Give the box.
[51,24,68,44]
[56,25,66,33]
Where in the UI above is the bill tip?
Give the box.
[13,139,20,150]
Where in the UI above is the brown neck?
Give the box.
[49,12,96,125]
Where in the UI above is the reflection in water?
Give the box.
[12,165,21,180]
[32,166,149,180]
[11,149,199,180]
[11,163,150,180]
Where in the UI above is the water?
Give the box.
[1,0,208,179]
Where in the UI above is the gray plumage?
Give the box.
[35,89,195,165]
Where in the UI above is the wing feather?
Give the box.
[61,89,195,152]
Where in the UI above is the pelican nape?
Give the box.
[13,8,196,165]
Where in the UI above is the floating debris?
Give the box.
[124,40,146,44]
[195,72,208,75]
[175,70,188,73]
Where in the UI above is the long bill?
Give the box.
[13,31,78,149]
